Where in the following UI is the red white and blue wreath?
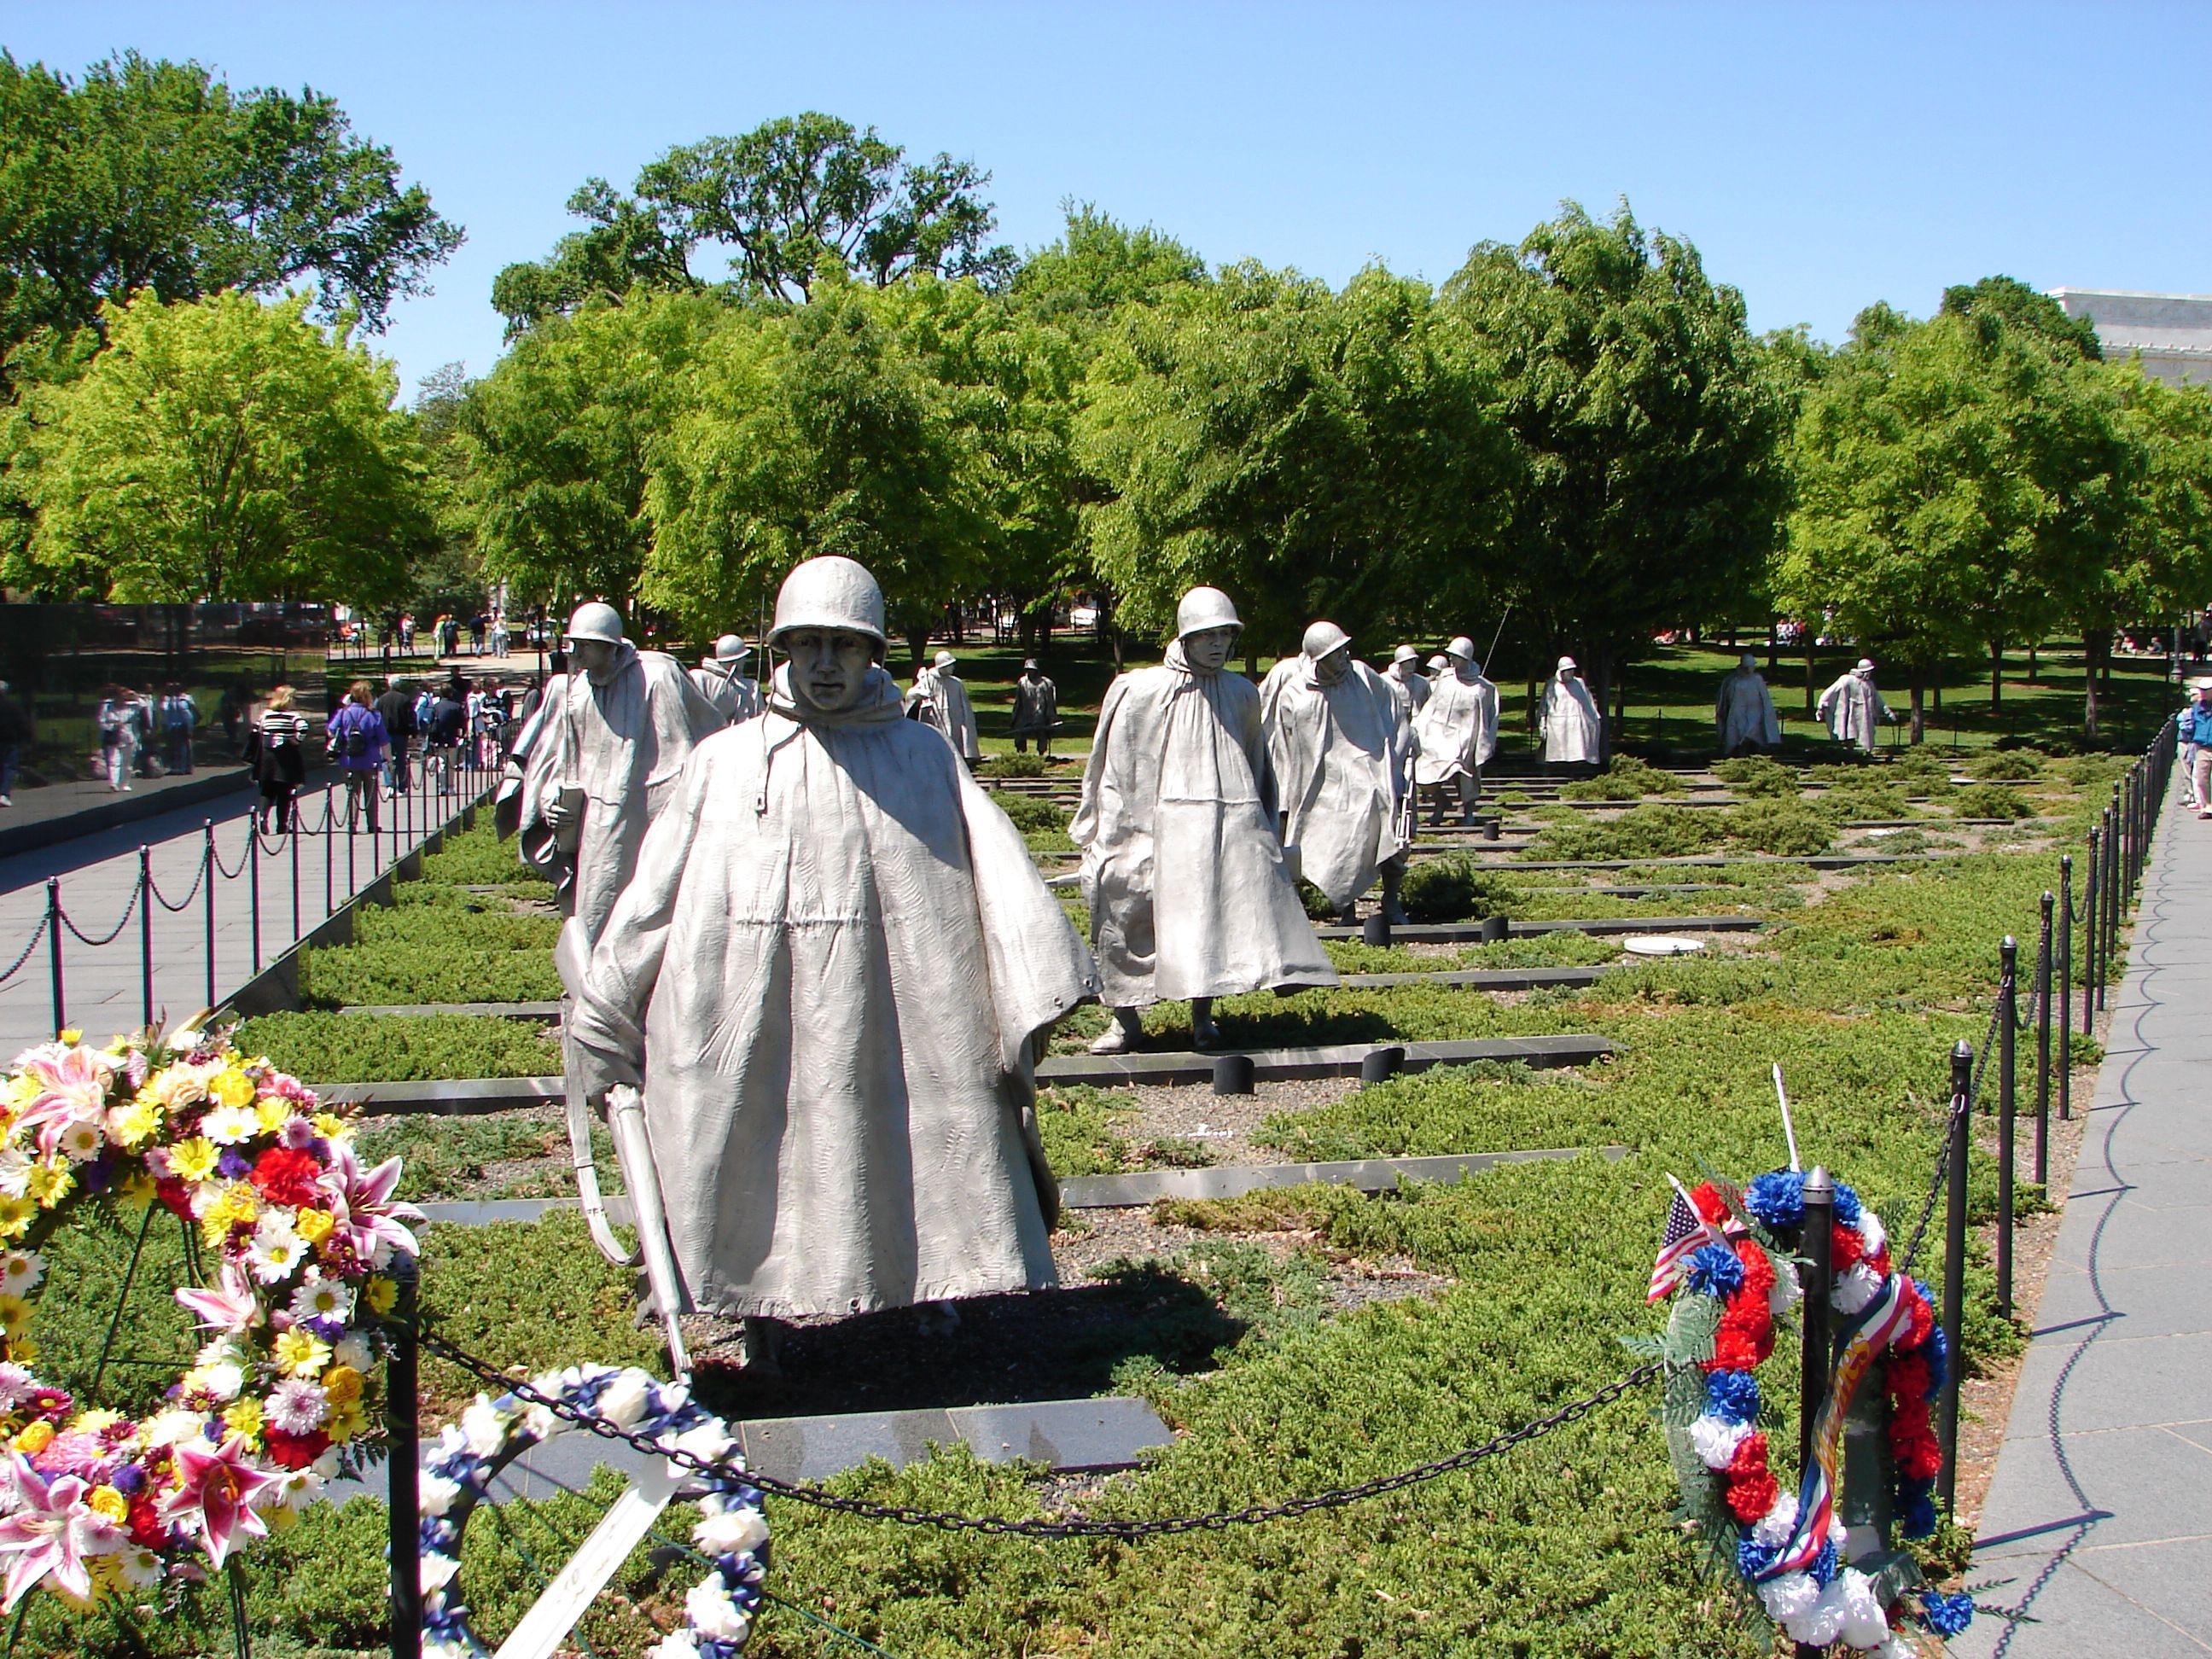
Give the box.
[418,1364,766,1659]
[1639,1169,1973,1655]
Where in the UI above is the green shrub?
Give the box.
[977,751,1049,777]
[989,789,1068,835]
[1953,782,2034,820]
[1399,857,1522,921]
[1036,1085,1136,1176]
[1818,781,1911,822]
[419,821,552,887]
[1557,754,1674,800]
[1970,749,2045,781]
[1522,803,1724,862]
[1711,755,1798,796]
[1721,800,1834,856]
[237,1010,560,1081]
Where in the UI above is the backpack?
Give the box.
[341,718,370,760]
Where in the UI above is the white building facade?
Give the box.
[2051,288,2212,385]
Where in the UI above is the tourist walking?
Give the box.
[250,685,311,832]
[326,680,389,832]
[2187,679,2212,820]
[95,684,144,791]
[0,682,28,806]
[159,684,199,776]
[375,676,417,795]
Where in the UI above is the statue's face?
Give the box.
[1314,644,1352,685]
[1184,626,1238,672]
[784,628,876,713]
[569,638,620,683]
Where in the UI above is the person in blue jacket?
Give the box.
[2186,679,2212,819]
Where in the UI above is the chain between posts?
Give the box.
[145,848,212,913]
[57,882,140,948]
[0,914,48,988]
[416,1328,1661,1540]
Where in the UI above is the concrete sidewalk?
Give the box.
[1955,802,2212,1655]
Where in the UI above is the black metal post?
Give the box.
[2059,855,2074,1121]
[203,820,218,1011]
[289,815,301,943]
[2101,802,2118,1008]
[1997,936,2017,1320]
[45,877,63,1036]
[2035,893,2052,1187]
[137,845,153,1032]
[386,1252,421,1659]
[348,817,357,899]
[2083,828,2100,1030]
[1798,1167,1835,1474]
[1940,1041,1970,1516]
[326,785,335,917]
[249,825,262,974]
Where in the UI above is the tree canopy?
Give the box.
[0,50,462,358]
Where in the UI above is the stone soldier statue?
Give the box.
[1715,652,1782,755]
[516,602,723,946]
[1010,660,1059,754]
[1260,620,1412,923]
[1383,644,1431,720]
[905,649,981,763]
[1542,655,1602,767]
[1817,658,1895,752]
[569,556,1096,1353]
[1074,586,1336,1054]
[1413,637,1499,825]
[690,634,761,725]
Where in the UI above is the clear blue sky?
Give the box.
[11,2,2210,399]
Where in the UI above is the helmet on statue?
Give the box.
[1446,637,1476,662]
[564,602,626,648]
[1175,586,1242,638]
[713,634,751,663]
[1393,644,1419,666]
[1301,620,1352,661]
[770,556,888,645]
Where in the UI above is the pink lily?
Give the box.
[0,1455,119,1610]
[160,1434,277,1569]
[318,1139,423,1264]
[10,1046,113,1157]
[174,1262,264,1334]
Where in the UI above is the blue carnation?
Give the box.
[1831,1183,1862,1227]
[1745,1170,1805,1230]
[1896,1477,1938,1540]
[1737,1535,1779,1579]
[1706,1369,1761,1425]
[1687,1243,1746,1297]
[1926,1321,1950,1395]
[1810,1540,1838,1586]
[1920,1590,1974,1636]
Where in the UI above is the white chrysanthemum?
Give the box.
[201,1104,261,1146]
[1785,1579,1848,1648]
[462,1397,510,1457]
[266,1377,329,1435]
[1758,1569,1819,1621]
[114,1547,162,1587]
[652,1381,691,1417]
[599,1371,655,1430]
[1827,1511,1848,1547]
[1856,1208,1887,1257]
[684,1580,751,1642]
[0,1145,31,1198]
[1769,1264,1804,1316]
[1830,1262,1883,1316]
[1752,1492,1801,1547]
[1689,1416,1751,1470]
[419,1552,461,1593]
[422,1641,471,1659]
[419,1471,462,1517]
[55,1120,103,1163]
[521,1402,558,1442]
[669,1422,736,1469]
[146,1408,211,1448]
[696,1504,768,1557]
[1837,1567,1890,1649]
[195,1336,239,1368]
[189,1361,244,1404]
[1871,1637,1918,1659]
[288,1277,354,1324]
[647,1632,701,1659]
[247,1216,305,1284]
[266,1464,327,1511]
[333,1333,372,1372]
[0,1252,44,1294]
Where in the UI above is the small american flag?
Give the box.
[1648,1185,1704,1303]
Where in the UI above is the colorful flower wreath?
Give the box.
[1652,1172,1972,1654]
[0,1025,419,1611]
[418,1364,765,1659]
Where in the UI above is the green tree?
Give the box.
[0,50,462,356]
[643,274,994,649]
[495,113,1012,333]
[7,290,429,602]
[1076,263,1517,656]
[1444,201,1787,746]
[461,290,731,615]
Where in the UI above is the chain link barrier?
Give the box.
[145,849,211,914]
[210,824,254,881]
[57,882,139,948]
[0,914,47,990]
[418,1327,1661,1540]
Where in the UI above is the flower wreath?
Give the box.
[1649,1172,1974,1655]
[419,1364,765,1659]
[0,1025,420,1613]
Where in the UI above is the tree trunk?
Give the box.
[2028,642,2039,682]
[1909,669,1926,746]
[904,626,931,672]
[1989,637,2004,714]
[1804,639,1817,719]
[2084,626,2110,742]
[1767,616,1778,675]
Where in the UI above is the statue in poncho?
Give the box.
[569,556,1097,1359]
[1260,620,1412,923]
[1413,637,1499,825]
[1383,644,1431,723]
[1074,586,1336,1053]
[1542,655,1602,766]
[1817,658,1895,752]
[1714,652,1781,755]
[1010,660,1059,754]
[905,649,981,763]
[517,603,723,943]
[690,634,761,725]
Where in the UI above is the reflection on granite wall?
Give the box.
[0,604,329,789]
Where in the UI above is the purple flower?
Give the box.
[216,1149,252,1180]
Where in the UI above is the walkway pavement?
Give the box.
[1957,800,2212,1656]
[0,763,494,1057]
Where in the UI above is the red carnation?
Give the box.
[1889,1417,1942,1479]
[1737,1241,1775,1294]
[1888,1352,1931,1403]
[250,1145,322,1208]
[1898,1287,1935,1349]
[264,1428,331,1470]
[1691,1184,1730,1226]
[1726,1468,1780,1521]
[127,1493,170,1549]
[1710,1326,1760,1372]
[1726,1431,1771,1479]
[1866,1247,1893,1278]
[155,1176,194,1220]
[1830,1223,1865,1273]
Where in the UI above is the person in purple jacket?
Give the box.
[326,679,391,833]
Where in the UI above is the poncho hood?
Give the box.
[768,661,905,727]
